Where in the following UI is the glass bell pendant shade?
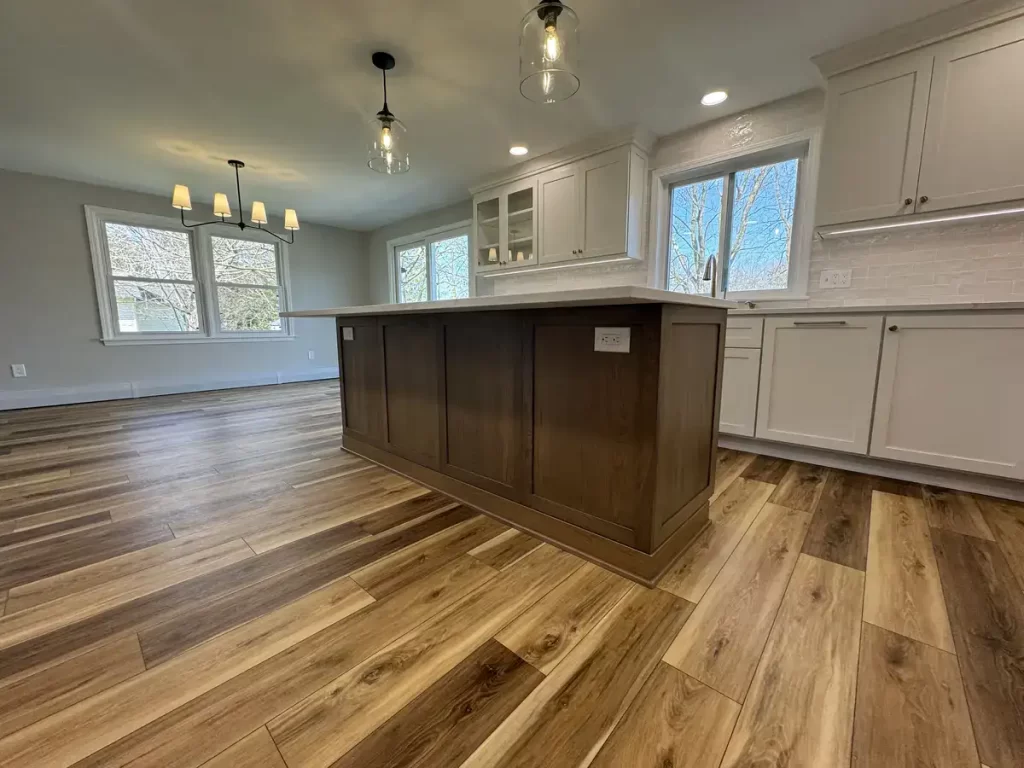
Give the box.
[519,0,580,103]
[368,112,410,174]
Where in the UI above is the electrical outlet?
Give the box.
[11,363,26,378]
[594,327,631,353]
[341,327,355,341]
[819,269,852,289]
[307,350,315,360]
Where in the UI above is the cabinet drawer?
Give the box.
[725,317,764,348]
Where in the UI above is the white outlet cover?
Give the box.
[308,350,315,360]
[594,327,631,353]
[819,269,852,289]
[342,327,354,341]
[11,363,26,377]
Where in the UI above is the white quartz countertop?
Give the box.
[729,300,1024,316]
[281,286,736,317]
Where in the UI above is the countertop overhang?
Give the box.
[281,286,736,318]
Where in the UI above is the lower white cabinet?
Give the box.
[720,348,760,437]
[755,315,883,453]
[870,314,1024,479]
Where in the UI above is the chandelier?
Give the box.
[170,160,299,244]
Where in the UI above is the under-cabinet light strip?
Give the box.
[817,205,1024,238]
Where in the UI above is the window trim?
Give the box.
[648,129,821,302]
[387,220,473,304]
[85,206,294,344]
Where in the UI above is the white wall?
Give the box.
[0,169,370,407]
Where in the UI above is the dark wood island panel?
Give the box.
[335,302,727,586]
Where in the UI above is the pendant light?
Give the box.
[519,0,580,103]
[368,52,410,174]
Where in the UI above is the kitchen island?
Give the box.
[283,287,734,585]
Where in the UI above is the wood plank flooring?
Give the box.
[0,381,1022,767]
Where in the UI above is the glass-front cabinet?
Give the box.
[473,178,537,273]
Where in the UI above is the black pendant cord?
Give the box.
[233,162,245,229]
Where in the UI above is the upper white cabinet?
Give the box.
[755,315,883,453]
[817,15,1024,226]
[917,19,1024,212]
[473,140,648,272]
[817,53,933,226]
[870,314,1024,479]
[474,178,538,273]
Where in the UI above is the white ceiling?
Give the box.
[0,0,964,231]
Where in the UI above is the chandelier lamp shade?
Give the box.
[368,52,410,175]
[170,160,299,244]
[519,0,580,103]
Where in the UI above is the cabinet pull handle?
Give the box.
[889,325,899,332]
[919,195,929,204]
[904,198,913,206]
[792,320,848,327]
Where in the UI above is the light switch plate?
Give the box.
[342,327,354,341]
[819,269,852,289]
[594,327,630,353]
[11,363,26,378]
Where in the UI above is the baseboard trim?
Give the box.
[0,367,340,411]
[720,435,1024,503]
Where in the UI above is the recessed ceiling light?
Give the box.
[701,90,728,106]
[509,145,529,156]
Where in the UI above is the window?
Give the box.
[665,153,805,300]
[86,207,291,343]
[390,223,471,303]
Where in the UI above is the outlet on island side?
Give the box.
[11,363,26,378]
[594,327,631,353]
[308,350,315,360]
[819,269,852,289]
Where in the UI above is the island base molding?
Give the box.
[344,435,710,587]
[720,435,1024,503]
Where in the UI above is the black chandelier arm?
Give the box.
[179,209,293,244]
[179,208,233,229]
[255,224,295,245]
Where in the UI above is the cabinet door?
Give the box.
[537,165,578,264]
[870,314,1024,479]
[817,53,933,225]
[755,315,883,453]
[381,317,444,469]
[917,20,1024,212]
[577,147,630,259]
[720,348,760,438]
[338,318,387,445]
[473,193,502,271]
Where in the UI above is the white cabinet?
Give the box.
[917,19,1024,212]
[720,348,761,437]
[537,165,579,264]
[755,315,883,453]
[817,53,933,226]
[577,147,632,260]
[870,314,1024,479]
[725,316,764,349]
[473,178,538,273]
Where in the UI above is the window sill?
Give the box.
[100,335,295,346]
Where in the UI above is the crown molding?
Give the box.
[812,0,1024,77]
[469,125,655,195]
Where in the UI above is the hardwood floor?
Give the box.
[0,381,1022,767]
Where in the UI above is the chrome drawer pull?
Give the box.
[792,320,848,327]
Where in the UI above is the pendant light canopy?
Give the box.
[368,52,410,175]
[519,0,580,103]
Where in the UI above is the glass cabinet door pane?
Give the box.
[506,187,534,265]
[476,196,500,268]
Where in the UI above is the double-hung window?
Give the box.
[391,223,471,303]
[665,147,809,301]
[86,206,291,343]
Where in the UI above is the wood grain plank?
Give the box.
[769,462,829,512]
[267,544,582,768]
[711,449,755,502]
[0,511,111,550]
[459,585,694,768]
[740,454,791,484]
[329,640,542,768]
[720,554,864,768]
[658,478,775,602]
[590,662,740,768]
[931,528,1024,768]
[200,727,286,768]
[0,634,145,740]
[664,502,811,701]
[923,486,995,541]
[71,557,496,768]
[852,622,979,768]
[495,561,633,675]
[468,529,542,570]
[802,469,874,571]
[355,492,460,535]
[978,496,1024,592]
[865,491,955,652]
[0,577,374,768]
[350,514,507,599]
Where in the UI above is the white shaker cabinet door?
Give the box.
[870,314,1024,479]
[576,147,630,260]
[720,348,761,438]
[816,52,933,226]
[537,165,579,264]
[917,19,1024,212]
[755,315,883,453]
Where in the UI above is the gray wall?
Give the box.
[0,169,370,402]
[367,199,473,304]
